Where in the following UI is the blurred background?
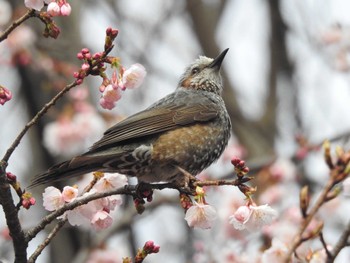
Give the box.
[1,0,350,262]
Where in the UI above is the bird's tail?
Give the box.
[29,156,101,188]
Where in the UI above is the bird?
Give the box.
[30,49,231,188]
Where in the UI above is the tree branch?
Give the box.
[0,163,27,263]
[327,220,350,263]
[0,9,36,42]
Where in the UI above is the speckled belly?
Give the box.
[151,123,228,174]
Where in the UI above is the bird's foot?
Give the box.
[175,166,198,195]
[135,182,154,202]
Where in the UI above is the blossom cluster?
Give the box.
[99,63,146,110]
[43,101,107,157]
[24,0,71,16]
[183,186,278,231]
[42,173,128,230]
[73,37,146,110]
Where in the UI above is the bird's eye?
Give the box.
[191,67,200,75]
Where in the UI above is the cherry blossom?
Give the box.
[42,186,65,211]
[61,186,78,202]
[86,249,121,263]
[184,187,217,229]
[121,63,147,89]
[261,238,289,263]
[93,173,128,192]
[185,202,217,229]
[43,110,107,157]
[99,84,122,110]
[229,204,278,231]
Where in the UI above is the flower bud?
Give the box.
[299,185,310,218]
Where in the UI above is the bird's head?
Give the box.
[178,48,229,95]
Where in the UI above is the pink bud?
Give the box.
[76,79,83,85]
[60,3,71,16]
[76,52,84,60]
[47,2,60,16]
[84,53,91,59]
[231,156,241,166]
[6,172,16,182]
[238,160,245,168]
[73,71,79,78]
[81,48,89,54]
[0,86,12,105]
[81,63,90,71]
[92,52,103,59]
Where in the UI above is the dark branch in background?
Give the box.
[186,0,276,159]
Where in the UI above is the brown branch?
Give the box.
[0,9,36,42]
[25,185,137,242]
[28,219,67,263]
[26,177,243,242]
[284,178,336,262]
[327,220,350,263]
[0,163,27,262]
[1,80,79,164]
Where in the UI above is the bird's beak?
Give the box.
[208,48,229,70]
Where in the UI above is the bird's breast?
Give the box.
[151,122,229,174]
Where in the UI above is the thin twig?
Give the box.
[284,178,335,262]
[0,9,36,42]
[27,219,67,263]
[319,231,332,260]
[2,81,78,163]
[327,220,350,263]
[25,177,243,242]
[25,185,136,242]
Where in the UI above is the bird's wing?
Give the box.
[88,101,219,152]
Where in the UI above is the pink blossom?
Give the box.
[0,86,12,105]
[261,238,289,263]
[43,111,106,157]
[229,204,278,231]
[65,189,122,229]
[269,158,296,182]
[91,210,113,230]
[24,0,44,11]
[229,205,251,230]
[121,63,146,89]
[47,1,60,16]
[60,2,71,16]
[43,186,64,211]
[86,249,121,263]
[61,186,78,202]
[93,173,128,191]
[99,98,116,110]
[184,202,217,229]
[69,87,89,101]
[99,84,122,110]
